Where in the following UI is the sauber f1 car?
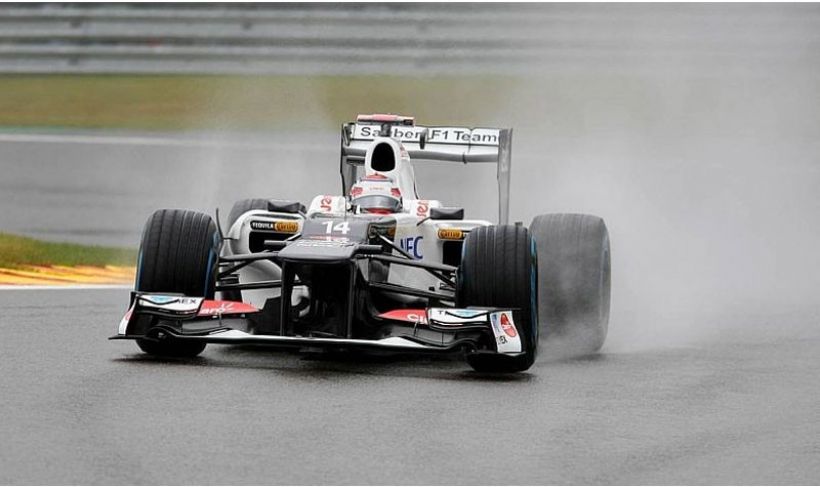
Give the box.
[111,114,611,373]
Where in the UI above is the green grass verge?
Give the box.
[0,73,710,138]
[0,74,521,131]
[0,233,137,269]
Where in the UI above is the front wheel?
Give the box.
[133,209,220,358]
[457,225,538,373]
[137,336,206,358]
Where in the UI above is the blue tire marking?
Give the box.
[530,237,538,344]
[135,248,144,290]
[202,231,219,297]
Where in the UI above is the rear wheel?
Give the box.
[227,198,270,230]
[457,225,538,373]
[134,209,220,357]
[529,213,611,355]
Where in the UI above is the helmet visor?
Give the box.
[352,195,401,212]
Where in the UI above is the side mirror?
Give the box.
[267,200,306,214]
[419,128,427,150]
[430,207,465,220]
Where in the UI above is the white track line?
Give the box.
[0,284,132,291]
[0,132,306,150]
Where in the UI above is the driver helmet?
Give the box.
[350,174,403,214]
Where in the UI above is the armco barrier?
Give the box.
[0,3,818,75]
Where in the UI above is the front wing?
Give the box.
[110,293,525,356]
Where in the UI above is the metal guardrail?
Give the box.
[0,3,818,75]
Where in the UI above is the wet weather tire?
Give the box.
[136,337,207,358]
[134,209,220,358]
[458,225,538,373]
[227,198,270,230]
[529,213,611,355]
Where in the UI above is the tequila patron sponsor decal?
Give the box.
[250,220,299,233]
[437,228,464,240]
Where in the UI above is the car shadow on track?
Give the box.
[111,343,609,382]
[112,345,536,382]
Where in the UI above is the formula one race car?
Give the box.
[111,114,611,373]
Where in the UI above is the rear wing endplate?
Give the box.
[340,122,513,224]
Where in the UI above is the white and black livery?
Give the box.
[112,114,611,373]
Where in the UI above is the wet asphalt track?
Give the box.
[1,287,818,485]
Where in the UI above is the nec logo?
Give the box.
[399,236,423,259]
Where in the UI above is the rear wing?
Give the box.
[340,121,513,224]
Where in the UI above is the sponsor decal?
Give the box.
[416,200,429,218]
[357,125,422,140]
[399,236,423,259]
[427,128,499,145]
[274,221,299,233]
[437,228,464,240]
[350,186,363,197]
[353,124,500,147]
[489,311,522,354]
[427,308,488,325]
[378,309,428,324]
[142,295,178,305]
[499,312,517,338]
[445,309,486,319]
[139,296,203,314]
[250,220,299,233]
[320,196,334,212]
[251,221,274,230]
[198,300,258,316]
